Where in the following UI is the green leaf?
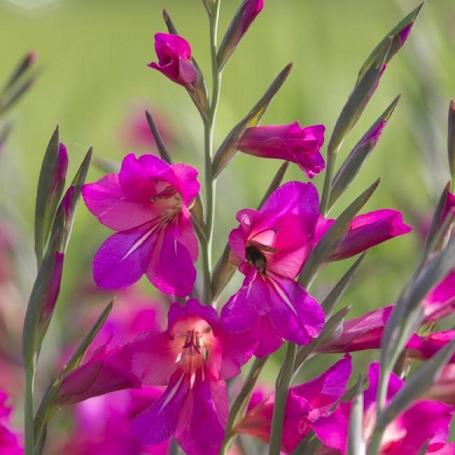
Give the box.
[327,39,392,157]
[145,110,172,163]
[211,163,289,300]
[299,179,380,287]
[348,378,366,455]
[448,100,455,180]
[212,64,292,177]
[330,96,400,208]
[34,126,64,264]
[378,339,455,431]
[358,3,423,81]
[63,301,114,373]
[321,253,365,314]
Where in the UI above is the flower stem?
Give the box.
[219,357,268,455]
[24,359,36,455]
[202,0,222,306]
[268,343,296,455]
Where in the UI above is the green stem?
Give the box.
[24,359,36,455]
[202,0,222,306]
[219,357,268,455]
[268,343,296,455]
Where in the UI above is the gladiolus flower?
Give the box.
[237,123,326,178]
[319,363,454,454]
[221,181,325,356]
[318,209,412,261]
[148,33,198,87]
[59,300,255,455]
[0,390,22,454]
[82,153,199,297]
[235,356,351,453]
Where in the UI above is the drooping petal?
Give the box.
[132,371,189,446]
[221,269,266,333]
[176,379,228,455]
[253,315,284,357]
[146,221,196,297]
[311,405,349,453]
[93,225,155,289]
[266,274,324,347]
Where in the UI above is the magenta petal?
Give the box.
[93,226,155,289]
[424,270,455,322]
[267,274,324,346]
[127,332,177,386]
[146,221,196,297]
[311,405,349,452]
[82,174,156,231]
[328,209,412,261]
[58,352,141,405]
[293,355,352,410]
[254,315,284,357]
[132,372,189,446]
[363,362,403,411]
[318,306,393,353]
[176,380,228,455]
[171,163,200,205]
[221,270,266,333]
[119,153,172,201]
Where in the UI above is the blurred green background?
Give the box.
[0,0,454,381]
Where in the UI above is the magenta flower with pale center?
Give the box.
[237,123,326,178]
[318,363,454,454]
[82,153,199,297]
[235,356,352,453]
[59,299,255,455]
[148,33,198,87]
[221,181,325,356]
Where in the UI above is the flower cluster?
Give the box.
[7,2,454,455]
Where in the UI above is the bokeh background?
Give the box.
[0,0,454,421]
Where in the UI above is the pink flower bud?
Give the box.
[237,123,326,178]
[148,33,198,87]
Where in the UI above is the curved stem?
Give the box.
[202,0,223,306]
[268,343,296,455]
